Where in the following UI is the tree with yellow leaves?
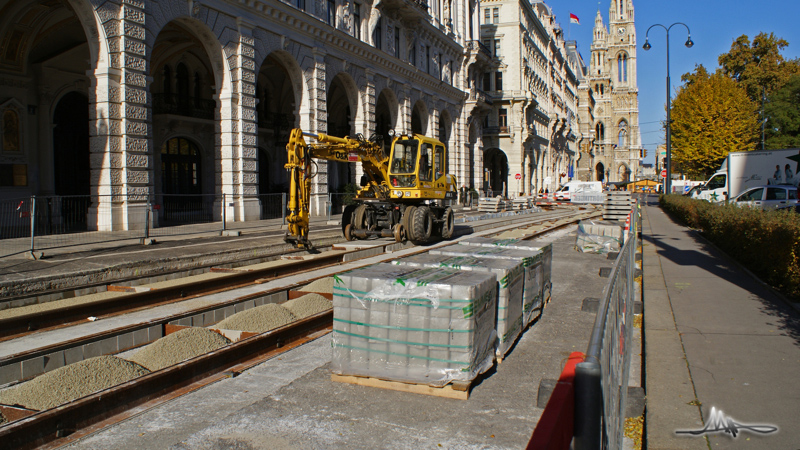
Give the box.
[670,65,759,178]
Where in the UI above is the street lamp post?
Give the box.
[643,23,693,195]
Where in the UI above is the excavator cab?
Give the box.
[387,135,454,199]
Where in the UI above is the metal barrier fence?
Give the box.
[0,193,293,258]
[574,202,640,450]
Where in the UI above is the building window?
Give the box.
[2,109,21,153]
[296,0,305,10]
[484,8,490,24]
[426,45,431,74]
[618,120,628,148]
[494,39,500,57]
[618,54,627,82]
[495,71,503,91]
[493,8,499,24]
[596,122,605,141]
[482,72,490,91]
[499,108,508,130]
[372,17,382,50]
[327,0,336,26]
[354,4,361,39]
[394,27,400,58]
[409,39,416,65]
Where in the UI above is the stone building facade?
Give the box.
[478,0,582,196]
[0,0,488,230]
[576,0,641,184]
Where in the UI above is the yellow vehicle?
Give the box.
[284,128,458,248]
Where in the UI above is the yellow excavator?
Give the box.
[284,128,458,248]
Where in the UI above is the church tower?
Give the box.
[583,0,641,184]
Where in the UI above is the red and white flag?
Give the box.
[569,13,580,25]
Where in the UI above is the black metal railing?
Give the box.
[153,93,216,120]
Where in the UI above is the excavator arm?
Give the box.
[284,128,389,248]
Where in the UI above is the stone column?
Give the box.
[89,0,151,232]
[309,49,328,216]
[231,20,260,222]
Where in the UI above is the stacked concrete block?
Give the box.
[331,263,497,387]
[575,220,623,254]
[429,245,536,347]
[461,237,553,307]
[392,253,525,358]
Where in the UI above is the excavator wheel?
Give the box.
[402,206,417,242]
[440,207,455,239]
[410,206,433,244]
[353,204,368,231]
[341,204,357,237]
[344,223,355,241]
[393,223,406,243]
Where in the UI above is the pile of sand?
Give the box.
[283,293,332,319]
[0,356,149,411]
[300,277,334,294]
[127,327,231,372]
[214,303,297,333]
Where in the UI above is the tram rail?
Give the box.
[0,205,600,449]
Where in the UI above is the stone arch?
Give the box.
[617,118,628,148]
[326,72,360,191]
[375,88,398,154]
[484,147,508,197]
[146,12,235,117]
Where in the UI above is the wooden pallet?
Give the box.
[331,374,472,400]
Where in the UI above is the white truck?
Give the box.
[691,148,800,202]
[554,181,603,201]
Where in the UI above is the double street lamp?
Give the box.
[643,23,693,195]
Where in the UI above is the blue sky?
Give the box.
[549,0,800,165]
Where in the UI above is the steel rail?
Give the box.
[0,207,598,448]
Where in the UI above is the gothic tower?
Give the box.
[584,0,641,183]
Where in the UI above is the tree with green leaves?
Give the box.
[670,65,759,178]
[718,32,800,103]
[765,74,800,149]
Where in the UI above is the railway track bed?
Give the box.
[0,206,603,449]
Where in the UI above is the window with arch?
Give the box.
[162,66,172,96]
[618,120,628,148]
[617,54,628,82]
[595,122,605,141]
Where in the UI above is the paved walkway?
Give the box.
[642,197,800,449]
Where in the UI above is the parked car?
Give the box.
[776,204,800,214]
[731,185,799,210]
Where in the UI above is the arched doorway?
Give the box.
[596,162,606,183]
[411,101,427,135]
[375,90,396,156]
[484,148,508,197]
[160,137,208,224]
[52,92,90,231]
[326,74,354,193]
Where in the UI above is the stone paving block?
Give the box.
[117,331,135,352]
[64,345,84,365]
[0,362,22,385]
[43,351,65,373]
[21,356,45,380]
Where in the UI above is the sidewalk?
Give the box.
[642,197,800,449]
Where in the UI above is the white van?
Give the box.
[554,181,603,201]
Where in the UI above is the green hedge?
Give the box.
[660,194,800,301]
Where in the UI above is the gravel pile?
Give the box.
[128,327,231,372]
[283,293,332,319]
[300,277,334,294]
[214,303,297,333]
[0,356,149,411]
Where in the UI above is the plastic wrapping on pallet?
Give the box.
[460,237,553,307]
[575,220,622,254]
[392,253,525,357]
[331,263,497,387]
[430,244,543,332]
